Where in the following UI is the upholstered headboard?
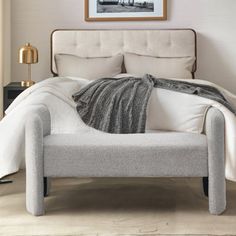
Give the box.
[51,29,197,77]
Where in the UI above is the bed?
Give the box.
[20,29,230,216]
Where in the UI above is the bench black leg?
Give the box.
[202,177,209,197]
[44,177,48,197]
[0,179,13,184]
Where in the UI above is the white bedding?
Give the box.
[1,75,236,181]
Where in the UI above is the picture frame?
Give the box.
[85,0,167,21]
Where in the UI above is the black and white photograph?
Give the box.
[85,0,167,21]
[97,0,154,14]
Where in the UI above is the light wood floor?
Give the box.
[1,171,236,236]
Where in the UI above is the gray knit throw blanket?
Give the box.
[72,74,235,134]
[72,75,154,133]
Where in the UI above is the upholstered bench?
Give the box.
[25,107,226,216]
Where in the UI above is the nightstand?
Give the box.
[3,82,28,113]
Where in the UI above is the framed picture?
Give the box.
[85,0,167,21]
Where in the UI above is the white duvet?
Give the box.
[1,75,236,181]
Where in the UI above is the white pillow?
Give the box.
[55,54,123,80]
[124,53,195,79]
[146,88,210,133]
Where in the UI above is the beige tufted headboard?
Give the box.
[51,29,197,77]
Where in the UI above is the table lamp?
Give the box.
[18,43,38,87]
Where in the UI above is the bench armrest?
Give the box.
[204,107,226,215]
[25,106,51,216]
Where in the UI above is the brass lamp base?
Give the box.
[21,80,35,87]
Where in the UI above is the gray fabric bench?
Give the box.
[25,107,226,216]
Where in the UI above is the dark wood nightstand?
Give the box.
[3,82,28,113]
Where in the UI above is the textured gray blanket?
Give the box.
[72,74,235,133]
[72,76,154,133]
[150,74,236,115]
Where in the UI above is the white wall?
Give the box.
[1,0,11,117]
[3,0,11,86]
[0,0,3,117]
[11,0,236,93]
